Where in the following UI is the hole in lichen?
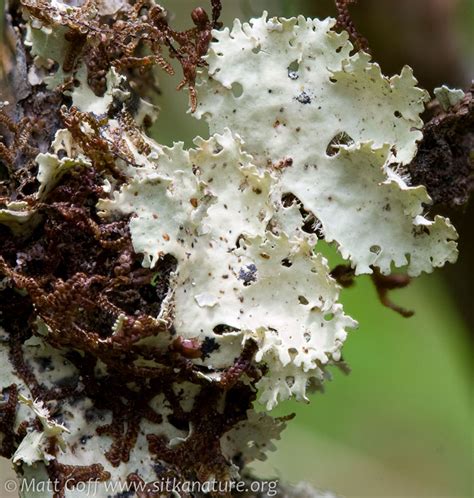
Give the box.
[19,179,40,196]
[412,225,431,237]
[287,60,300,80]
[281,193,298,207]
[326,132,354,156]
[167,415,190,432]
[231,82,244,98]
[213,324,240,335]
[281,258,293,268]
[0,162,10,181]
[304,332,311,343]
[298,295,309,305]
[394,110,402,118]
[280,193,324,238]
[370,245,381,255]
[212,143,224,154]
[57,149,67,160]
[302,213,323,237]
[286,376,295,387]
[324,313,334,321]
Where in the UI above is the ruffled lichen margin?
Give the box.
[0,1,460,497]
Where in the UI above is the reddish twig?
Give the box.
[334,0,371,53]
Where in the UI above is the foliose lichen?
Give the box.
[0,1,460,496]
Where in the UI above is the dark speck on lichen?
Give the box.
[80,435,93,445]
[238,264,257,286]
[288,70,299,80]
[201,337,220,359]
[296,92,311,105]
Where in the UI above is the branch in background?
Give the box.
[371,269,414,319]
[331,265,414,318]
[334,0,370,53]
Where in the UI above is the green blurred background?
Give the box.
[1,0,473,496]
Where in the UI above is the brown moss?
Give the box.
[46,460,111,498]
[147,383,255,488]
[20,0,222,109]
[0,384,19,458]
